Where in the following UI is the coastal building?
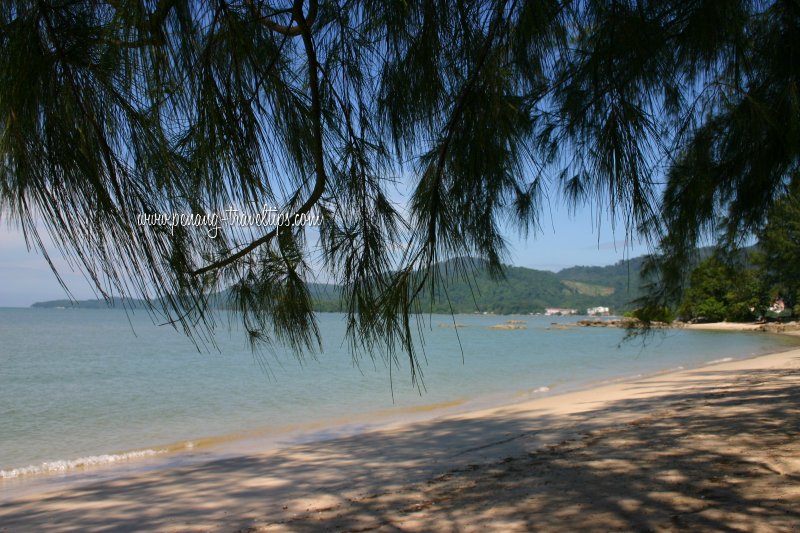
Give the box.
[769,298,786,313]
[586,306,610,316]
[544,307,578,316]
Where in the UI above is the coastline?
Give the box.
[1,322,792,494]
[2,341,799,531]
[578,316,800,335]
[684,321,800,336]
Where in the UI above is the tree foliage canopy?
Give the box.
[757,181,800,313]
[677,253,762,322]
[1,0,798,377]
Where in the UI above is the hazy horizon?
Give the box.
[1,199,650,307]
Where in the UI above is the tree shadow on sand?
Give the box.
[1,360,799,532]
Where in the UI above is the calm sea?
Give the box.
[1,308,796,493]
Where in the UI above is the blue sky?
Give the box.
[0,199,651,307]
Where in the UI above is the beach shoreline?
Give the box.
[578,316,800,335]
[1,340,799,531]
[2,323,794,498]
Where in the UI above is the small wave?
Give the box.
[707,357,733,365]
[0,449,166,480]
[516,385,553,398]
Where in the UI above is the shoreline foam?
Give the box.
[0,449,168,480]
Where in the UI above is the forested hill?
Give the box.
[313,258,646,314]
[32,258,647,315]
[31,297,149,309]
[556,256,648,311]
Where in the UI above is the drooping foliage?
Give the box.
[1,0,798,377]
[639,0,800,312]
[757,181,800,314]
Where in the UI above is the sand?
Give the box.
[683,322,766,331]
[685,321,800,336]
[2,347,800,532]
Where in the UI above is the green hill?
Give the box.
[414,259,643,314]
[555,256,648,312]
[31,297,149,309]
[31,257,649,315]
[312,258,644,315]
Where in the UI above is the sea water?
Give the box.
[0,308,796,491]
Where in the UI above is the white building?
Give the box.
[544,307,578,316]
[586,306,610,316]
[769,298,786,313]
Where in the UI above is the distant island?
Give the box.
[31,256,646,315]
[31,297,149,309]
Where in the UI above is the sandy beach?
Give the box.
[684,321,800,336]
[2,344,800,532]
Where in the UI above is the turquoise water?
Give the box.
[0,308,796,485]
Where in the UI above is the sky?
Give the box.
[0,199,651,307]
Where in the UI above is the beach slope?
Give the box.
[1,349,799,532]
